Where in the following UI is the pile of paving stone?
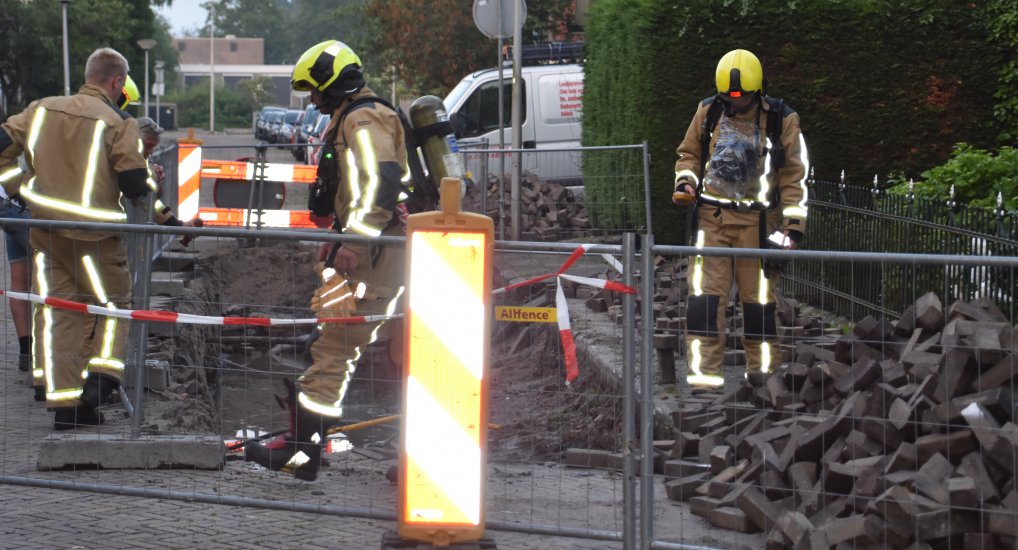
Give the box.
[660,291,1018,548]
[463,172,590,240]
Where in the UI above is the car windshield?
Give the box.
[304,107,320,129]
[313,115,331,136]
[444,77,475,111]
[284,110,301,124]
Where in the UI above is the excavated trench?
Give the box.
[149,240,628,461]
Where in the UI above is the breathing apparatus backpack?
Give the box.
[308,95,460,220]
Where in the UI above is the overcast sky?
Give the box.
[156,0,209,37]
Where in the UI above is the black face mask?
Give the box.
[722,92,760,117]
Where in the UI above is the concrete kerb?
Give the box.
[569,299,678,441]
[36,434,225,470]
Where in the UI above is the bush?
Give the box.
[582,0,1002,244]
[888,144,1018,210]
[164,83,257,131]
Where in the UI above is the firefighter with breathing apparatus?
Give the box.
[673,48,810,389]
[245,40,414,481]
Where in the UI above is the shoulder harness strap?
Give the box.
[698,95,724,193]
[765,97,786,171]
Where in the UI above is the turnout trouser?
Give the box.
[685,210,780,387]
[30,230,131,409]
[298,230,405,419]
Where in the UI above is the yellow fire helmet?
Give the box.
[715,49,763,98]
[119,74,140,109]
[290,40,362,92]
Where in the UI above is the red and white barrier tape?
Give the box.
[0,290,399,326]
[493,245,636,384]
[2,244,632,383]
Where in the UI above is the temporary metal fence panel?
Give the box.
[6,208,1018,548]
[155,138,651,243]
[458,145,649,241]
[0,219,647,548]
[645,243,1018,550]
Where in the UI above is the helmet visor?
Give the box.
[291,79,314,92]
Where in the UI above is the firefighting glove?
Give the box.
[672,176,696,206]
[786,230,803,246]
[9,193,26,212]
[310,262,360,318]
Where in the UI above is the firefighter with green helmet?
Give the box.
[673,48,810,388]
[245,39,408,481]
[118,74,140,110]
[0,48,170,428]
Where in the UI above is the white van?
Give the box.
[444,63,584,185]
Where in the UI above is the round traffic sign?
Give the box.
[473,0,527,40]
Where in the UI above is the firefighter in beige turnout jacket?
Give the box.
[245,40,408,481]
[673,49,809,388]
[0,48,186,429]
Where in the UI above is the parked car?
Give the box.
[306,113,332,165]
[293,104,321,162]
[255,106,285,140]
[263,110,286,143]
[275,109,303,148]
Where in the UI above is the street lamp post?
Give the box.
[154,60,165,126]
[60,0,71,95]
[137,38,157,118]
[209,4,216,133]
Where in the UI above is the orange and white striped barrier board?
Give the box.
[175,136,322,228]
[398,178,493,546]
[195,207,320,228]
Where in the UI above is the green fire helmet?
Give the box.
[119,74,140,109]
[290,40,362,93]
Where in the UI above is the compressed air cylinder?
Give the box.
[408,95,467,196]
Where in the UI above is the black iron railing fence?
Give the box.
[783,178,1018,322]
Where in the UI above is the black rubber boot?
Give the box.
[84,373,121,406]
[245,382,333,481]
[289,403,331,481]
[53,405,104,430]
[33,386,45,402]
[244,379,299,471]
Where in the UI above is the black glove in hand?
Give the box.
[9,193,26,212]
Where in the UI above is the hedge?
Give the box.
[583,0,1003,244]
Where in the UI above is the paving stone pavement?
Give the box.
[0,213,760,550]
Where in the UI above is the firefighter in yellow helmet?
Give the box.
[672,49,809,389]
[118,74,140,110]
[0,48,185,428]
[245,40,408,481]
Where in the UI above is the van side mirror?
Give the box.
[450,112,468,139]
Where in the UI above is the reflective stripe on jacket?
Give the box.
[327,88,408,238]
[0,85,148,237]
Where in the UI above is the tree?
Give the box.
[0,0,174,116]
[205,0,295,64]
[363,0,576,96]
[164,81,252,130]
